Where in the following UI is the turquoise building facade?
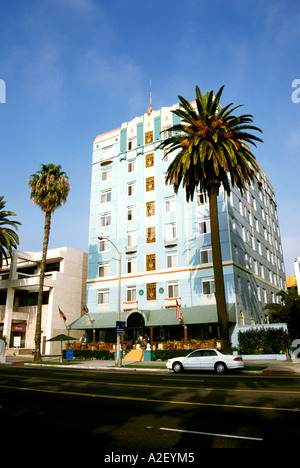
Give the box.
[70,103,286,347]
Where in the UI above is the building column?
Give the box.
[183,324,188,343]
[3,287,15,347]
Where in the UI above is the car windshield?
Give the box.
[218,350,233,355]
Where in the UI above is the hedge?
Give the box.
[238,327,290,355]
[151,349,191,361]
[63,349,115,360]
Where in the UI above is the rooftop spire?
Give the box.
[147,79,152,116]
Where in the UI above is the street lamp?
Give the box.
[98,235,122,367]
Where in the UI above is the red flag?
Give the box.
[176,300,182,320]
[58,307,67,322]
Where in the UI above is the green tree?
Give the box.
[28,163,70,361]
[0,195,21,270]
[263,287,300,342]
[159,85,263,352]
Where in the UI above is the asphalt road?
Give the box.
[1,364,300,458]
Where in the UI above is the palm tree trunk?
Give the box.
[33,211,51,362]
[208,185,231,353]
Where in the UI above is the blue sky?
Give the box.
[0,0,299,275]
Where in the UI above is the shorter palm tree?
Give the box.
[263,287,300,342]
[0,196,21,270]
[28,163,70,361]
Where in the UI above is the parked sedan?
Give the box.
[166,349,244,374]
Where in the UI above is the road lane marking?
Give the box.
[160,427,263,441]
[0,383,299,412]
[1,373,300,395]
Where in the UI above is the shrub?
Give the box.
[238,327,290,355]
[63,349,115,360]
[151,349,191,361]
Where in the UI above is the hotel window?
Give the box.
[101,190,112,204]
[146,253,156,271]
[128,137,136,151]
[165,223,177,240]
[166,251,178,268]
[198,218,210,234]
[128,158,136,173]
[197,192,207,206]
[164,172,173,185]
[147,283,156,301]
[127,181,136,197]
[97,288,110,305]
[240,311,245,326]
[127,205,136,221]
[127,257,137,274]
[100,212,111,227]
[167,281,179,298]
[98,262,110,277]
[127,231,137,248]
[200,247,213,264]
[146,226,156,244]
[146,201,155,217]
[101,167,112,181]
[257,285,261,301]
[162,126,172,140]
[126,285,136,302]
[202,278,215,295]
[165,196,175,213]
[102,145,113,163]
[145,176,155,192]
[99,237,111,252]
[262,288,267,303]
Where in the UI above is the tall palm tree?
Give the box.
[159,85,263,352]
[28,163,70,361]
[0,196,21,270]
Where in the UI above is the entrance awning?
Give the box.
[68,304,236,330]
[68,312,128,330]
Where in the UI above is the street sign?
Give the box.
[116,321,126,334]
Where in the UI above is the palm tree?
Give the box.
[159,85,263,352]
[28,163,70,361]
[0,196,21,270]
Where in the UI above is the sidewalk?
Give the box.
[3,355,300,374]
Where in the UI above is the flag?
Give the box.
[58,307,67,322]
[176,300,182,320]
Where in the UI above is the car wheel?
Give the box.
[173,362,183,373]
[215,362,227,374]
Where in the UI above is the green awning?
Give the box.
[68,312,127,330]
[68,304,236,330]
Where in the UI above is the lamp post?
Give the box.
[98,235,122,367]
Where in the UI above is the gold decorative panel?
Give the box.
[146,176,155,192]
[146,201,155,217]
[146,227,156,243]
[145,153,154,168]
[147,283,156,301]
[146,254,156,271]
[145,131,153,145]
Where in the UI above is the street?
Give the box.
[1,364,300,456]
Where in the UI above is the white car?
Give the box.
[166,349,244,374]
